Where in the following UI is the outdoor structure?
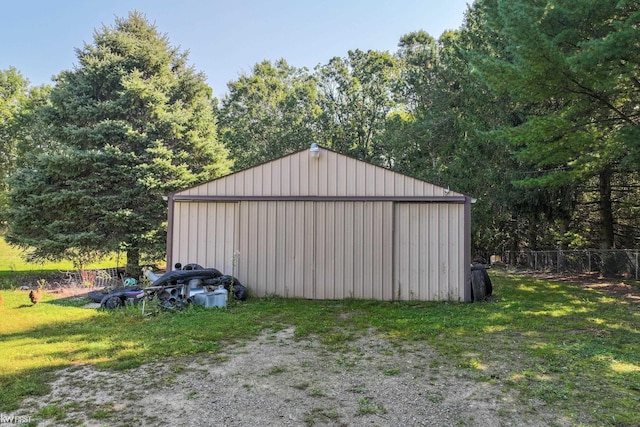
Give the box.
[166,146,473,301]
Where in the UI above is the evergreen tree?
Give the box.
[5,12,231,274]
[475,0,640,249]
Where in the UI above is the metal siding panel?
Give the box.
[280,156,291,196]
[365,164,376,196]
[173,148,465,199]
[248,202,260,294]
[439,204,450,298]
[333,202,345,298]
[266,201,277,292]
[244,169,254,196]
[375,168,386,198]
[309,156,318,196]
[315,202,326,299]
[455,204,465,299]
[439,204,448,299]
[175,203,189,264]
[343,202,355,297]
[299,153,309,196]
[208,203,219,269]
[336,154,347,196]
[325,154,336,197]
[355,161,366,196]
[363,203,375,298]
[171,203,184,265]
[395,175,405,197]
[304,202,315,297]
[394,203,461,301]
[353,203,364,298]
[234,171,244,197]
[371,202,382,299]
[239,202,250,285]
[317,152,327,196]
[224,203,239,276]
[393,204,405,300]
[293,203,305,297]
[345,157,356,196]
[275,202,287,296]
[253,164,263,196]
[384,170,395,197]
[382,202,394,300]
[271,161,280,196]
[326,202,337,299]
[441,204,450,299]
[418,204,428,300]
[263,163,272,196]
[224,173,235,195]
[239,202,251,292]
[257,202,268,292]
[171,203,237,277]
[195,203,208,265]
[428,204,439,299]
[404,203,416,301]
[184,203,195,262]
[292,155,302,196]
[285,202,298,296]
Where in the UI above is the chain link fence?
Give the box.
[501,249,640,280]
[56,267,125,288]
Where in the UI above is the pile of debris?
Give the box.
[88,263,247,310]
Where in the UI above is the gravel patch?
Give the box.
[15,327,569,426]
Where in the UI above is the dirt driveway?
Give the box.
[15,326,569,427]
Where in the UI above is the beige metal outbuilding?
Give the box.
[167,146,472,301]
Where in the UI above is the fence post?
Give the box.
[588,250,591,273]
[636,251,638,281]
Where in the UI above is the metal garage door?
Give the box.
[393,203,465,300]
[237,201,393,299]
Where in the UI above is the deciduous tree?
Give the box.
[218,59,320,170]
[315,49,399,163]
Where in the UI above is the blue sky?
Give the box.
[1,0,470,97]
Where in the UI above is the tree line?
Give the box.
[1,1,638,273]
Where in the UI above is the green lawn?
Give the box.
[0,237,78,276]
[0,237,125,283]
[0,270,638,425]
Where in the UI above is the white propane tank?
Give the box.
[212,285,228,308]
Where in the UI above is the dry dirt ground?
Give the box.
[8,274,639,427]
[14,327,568,427]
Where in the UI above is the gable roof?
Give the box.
[172,146,466,202]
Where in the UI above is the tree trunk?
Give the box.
[126,246,141,279]
[509,217,519,266]
[599,166,615,249]
[557,217,570,251]
[528,219,538,251]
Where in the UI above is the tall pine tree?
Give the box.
[5,12,231,274]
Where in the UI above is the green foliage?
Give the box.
[4,12,231,272]
[218,59,320,170]
[316,49,400,163]
[470,0,640,249]
[0,69,51,227]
